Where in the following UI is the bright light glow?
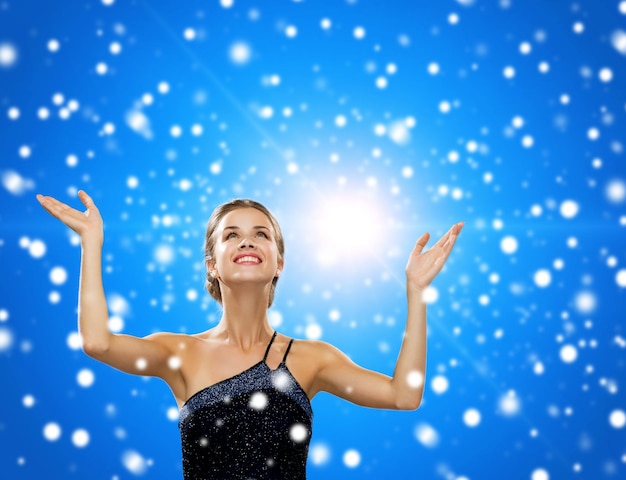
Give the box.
[609,409,626,428]
[0,42,18,67]
[534,269,551,288]
[308,194,387,267]
[290,423,309,442]
[353,27,366,39]
[122,450,148,475]
[0,327,13,351]
[271,370,291,391]
[574,291,596,314]
[343,449,361,467]
[531,469,549,480]
[606,179,626,203]
[310,443,331,465]
[498,390,521,416]
[388,120,410,145]
[167,407,179,421]
[77,369,95,387]
[406,370,424,388]
[126,109,153,140]
[414,423,439,447]
[612,30,626,55]
[229,42,251,65]
[72,429,90,448]
[2,170,35,195]
[431,375,449,394]
[463,408,481,427]
[43,422,61,441]
[154,244,175,265]
[305,323,323,339]
[249,392,268,410]
[560,344,577,363]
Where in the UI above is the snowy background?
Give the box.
[1,0,626,478]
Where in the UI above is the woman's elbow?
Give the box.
[394,392,423,411]
[82,339,111,358]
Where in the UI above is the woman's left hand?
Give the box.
[405,222,464,292]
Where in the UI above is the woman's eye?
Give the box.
[257,231,268,238]
[226,232,237,239]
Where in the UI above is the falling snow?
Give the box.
[343,449,361,468]
[1,0,625,479]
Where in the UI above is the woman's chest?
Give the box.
[178,342,317,404]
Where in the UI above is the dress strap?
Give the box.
[281,339,294,363]
[262,331,278,361]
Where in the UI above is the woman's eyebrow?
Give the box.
[223,226,270,230]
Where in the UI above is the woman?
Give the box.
[36,190,463,479]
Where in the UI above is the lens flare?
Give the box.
[307,194,388,267]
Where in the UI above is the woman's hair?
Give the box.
[203,199,285,308]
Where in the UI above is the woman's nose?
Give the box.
[238,237,255,248]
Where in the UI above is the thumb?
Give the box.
[412,232,430,255]
[78,190,96,209]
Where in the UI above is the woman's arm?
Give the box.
[37,191,184,390]
[311,222,463,410]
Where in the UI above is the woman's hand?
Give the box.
[405,222,464,293]
[36,190,103,245]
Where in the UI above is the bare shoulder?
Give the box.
[144,331,189,344]
[292,339,346,366]
[287,339,354,399]
[142,331,205,354]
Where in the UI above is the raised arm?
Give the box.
[311,222,463,410]
[36,191,184,392]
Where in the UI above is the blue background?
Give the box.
[1,0,626,479]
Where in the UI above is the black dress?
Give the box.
[178,331,313,479]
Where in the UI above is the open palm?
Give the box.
[36,190,103,243]
[406,222,464,291]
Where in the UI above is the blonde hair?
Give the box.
[203,199,285,307]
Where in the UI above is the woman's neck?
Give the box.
[215,285,273,350]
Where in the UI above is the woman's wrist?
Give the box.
[80,234,104,249]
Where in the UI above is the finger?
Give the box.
[78,190,96,210]
[37,197,57,218]
[37,195,84,225]
[452,221,465,239]
[36,195,67,218]
[442,225,463,252]
[443,232,458,252]
[37,195,71,213]
[36,194,53,214]
[37,194,65,208]
[412,232,430,254]
[433,225,454,249]
[440,222,464,248]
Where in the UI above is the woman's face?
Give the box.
[209,207,283,289]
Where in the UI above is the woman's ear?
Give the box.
[207,261,218,278]
[277,258,284,277]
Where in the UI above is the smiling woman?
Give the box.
[35,190,462,480]
[203,199,285,308]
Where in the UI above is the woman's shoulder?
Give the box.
[143,330,210,349]
[290,337,344,361]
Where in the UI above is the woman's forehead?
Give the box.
[219,208,273,229]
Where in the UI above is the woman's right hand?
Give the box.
[36,190,104,245]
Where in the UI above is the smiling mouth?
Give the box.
[234,256,261,264]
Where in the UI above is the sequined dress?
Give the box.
[178,332,313,479]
